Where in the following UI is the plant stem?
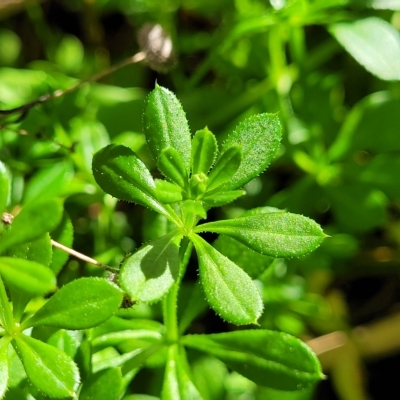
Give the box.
[0,276,15,333]
[163,238,193,343]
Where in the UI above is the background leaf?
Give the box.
[0,161,10,214]
[0,257,56,295]
[79,368,122,400]
[0,199,63,254]
[182,330,324,391]
[329,17,400,81]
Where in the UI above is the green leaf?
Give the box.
[143,85,191,171]
[181,200,207,219]
[190,234,263,325]
[47,329,82,359]
[92,144,178,224]
[350,0,400,9]
[5,234,52,267]
[79,368,122,400]
[195,212,325,258]
[0,337,11,398]
[158,148,188,188]
[203,190,245,208]
[329,17,400,81]
[119,232,182,303]
[213,235,274,279]
[207,146,241,191]
[13,334,80,397]
[23,161,73,203]
[178,282,208,335]
[162,344,203,400]
[0,161,10,214]
[191,128,217,175]
[0,199,63,254]
[21,277,123,330]
[49,211,74,274]
[0,257,56,295]
[182,330,324,391]
[220,113,281,190]
[155,179,183,204]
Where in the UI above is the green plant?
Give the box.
[0,84,325,398]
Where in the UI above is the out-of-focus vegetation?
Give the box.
[1,0,400,399]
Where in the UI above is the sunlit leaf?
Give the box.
[330,17,400,81]
[190,234,263,325]
[195,212,325,257]
[220,114,281,190]
[13,335,80,397]
[143,84,192,171]
[119,232,182,303]
[22,277,123,330]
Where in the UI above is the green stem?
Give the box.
[163,238,193,343]
[0,276,15,333]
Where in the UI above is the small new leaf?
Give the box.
[207,146,241,191]
[191,128,218,175]
[182,330,324,391]
[158,147,188,188]
[195,212,325,257]
[190,234,263,325]
[119,231,182,303]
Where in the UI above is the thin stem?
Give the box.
[0,276,15,333]
[163,238,193,343]
[0,52,146,119]
[50,240,118,273]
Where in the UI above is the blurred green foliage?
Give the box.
[1,0,400,399]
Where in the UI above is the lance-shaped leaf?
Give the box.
[195,212,325,258]
[0,161,9,214]
[92,144,178,224]
[155,179,183,203]
[143,85,192,171]
[21,277,123,330]
[119,232,182,303]
[207,146,241,191]
[158,148,188,188]
[162,344,203,400]
[330,17,400,81]
[0,337,11,398]
[0,199,63,254]
[203,190,245,208]
[0,257,56,295]
[79,368,122,400]
[220,113,281,191]
[182,330,324,391]
[191,128,218,175]
[13,335,80,398]
[190,234,262,325]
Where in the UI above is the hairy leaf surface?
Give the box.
[182,330,324,391]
